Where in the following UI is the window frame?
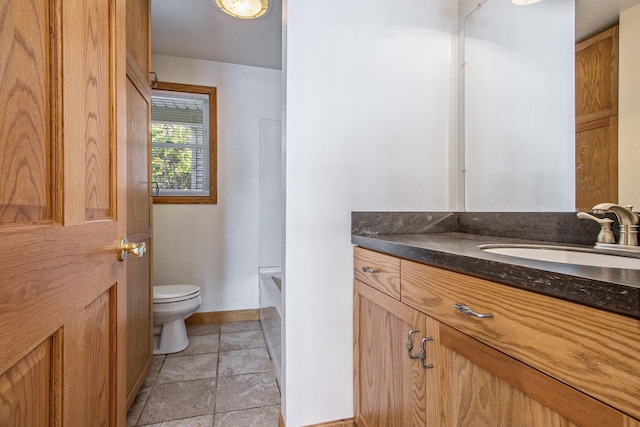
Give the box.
[151,82,217,204]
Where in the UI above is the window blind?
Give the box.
[151,90,211,197]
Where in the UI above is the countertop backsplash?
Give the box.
[352,211,607,246]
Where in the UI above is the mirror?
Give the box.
[462,0,640,212]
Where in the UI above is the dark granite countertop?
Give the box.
[351,213,640,319]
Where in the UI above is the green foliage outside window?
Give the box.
[151,123,194,190]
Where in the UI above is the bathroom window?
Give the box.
[151,82,217,204]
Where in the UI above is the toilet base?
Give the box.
[153,318,189,355]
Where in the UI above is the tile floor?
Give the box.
[127,320,281,427]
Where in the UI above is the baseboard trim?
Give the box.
[278,413,356,427]
[185,309,260,325]
[305,419,356,427]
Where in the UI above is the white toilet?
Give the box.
[153,284,201,355]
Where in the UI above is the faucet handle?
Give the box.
[577,212,616,244]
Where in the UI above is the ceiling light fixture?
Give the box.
[511,0,543,4]
[214,0,270,19]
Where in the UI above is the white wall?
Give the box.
[463,0,575,211]
[283,0,458,425]
[152,55,282,312]
[619,3,640,207]
[259,118,283,268]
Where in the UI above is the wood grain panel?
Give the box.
[0,338,52,427]
[354,280,429,427]
[0,0,51,223]
[126,0,149,82]
[184,309,260,324]
[575,26,619,212]
[0,220,120,376]
[401,260,640,420]
[440,323,621,427]
[625,416,640,427]
[126,237,151,407]
[575,116,618,211]
[354,248,401,299]
[126,78,151,231]
[125,1,152,407]
[575,26,618,122]
[64,290,112,427]
[441,343,579,427]
[1,0,127,424]
[78,0,112,220]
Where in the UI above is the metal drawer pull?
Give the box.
[419,337,434,369]
[454,303,494,319]
[406,329,421,359]
[361,266,379,273]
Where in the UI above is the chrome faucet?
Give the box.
[588,203,639,247]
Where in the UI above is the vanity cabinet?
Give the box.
[354,280,434,426]
[353,247,640,426]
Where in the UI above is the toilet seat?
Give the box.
[154,284,200,304]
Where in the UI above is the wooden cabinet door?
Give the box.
[576,116,618,211]
[436,323,625,427]
[575,26,619,211]
[0,0,127,425]
[125,0,153,409]
[575,26,618,124]
[354,280,439,427]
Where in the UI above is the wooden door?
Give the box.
[125,0,153,408]
[0,0,128,425]
[437,323,625,427]
[354,280,438,427]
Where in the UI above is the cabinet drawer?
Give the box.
[354,247,400,299]
[401,259,640,420]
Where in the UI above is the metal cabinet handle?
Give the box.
[454,303,494,318]
[419,337,434,369]
[406,329,421,359]
[361,266,379,273]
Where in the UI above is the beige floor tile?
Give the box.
[219,330,266,352]
[218,347,273,377]
[220,320,261,333]
[213,405,280,427]
[215,372,281,413]
[142,356,166,388]
[167,334,219,358]
[187,323,221,336]
[130,322,282,427]
[144,414,214,427]
[126,383,153,426]
[156,353,217,384]
[138,378,216,425]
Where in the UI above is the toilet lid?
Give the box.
[153,284,200,303]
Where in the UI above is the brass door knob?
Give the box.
[117,236,147,261]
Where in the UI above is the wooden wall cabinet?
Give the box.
[575,26,619,211]
[353,247,640,427]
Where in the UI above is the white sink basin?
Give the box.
[479,244,640,269]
